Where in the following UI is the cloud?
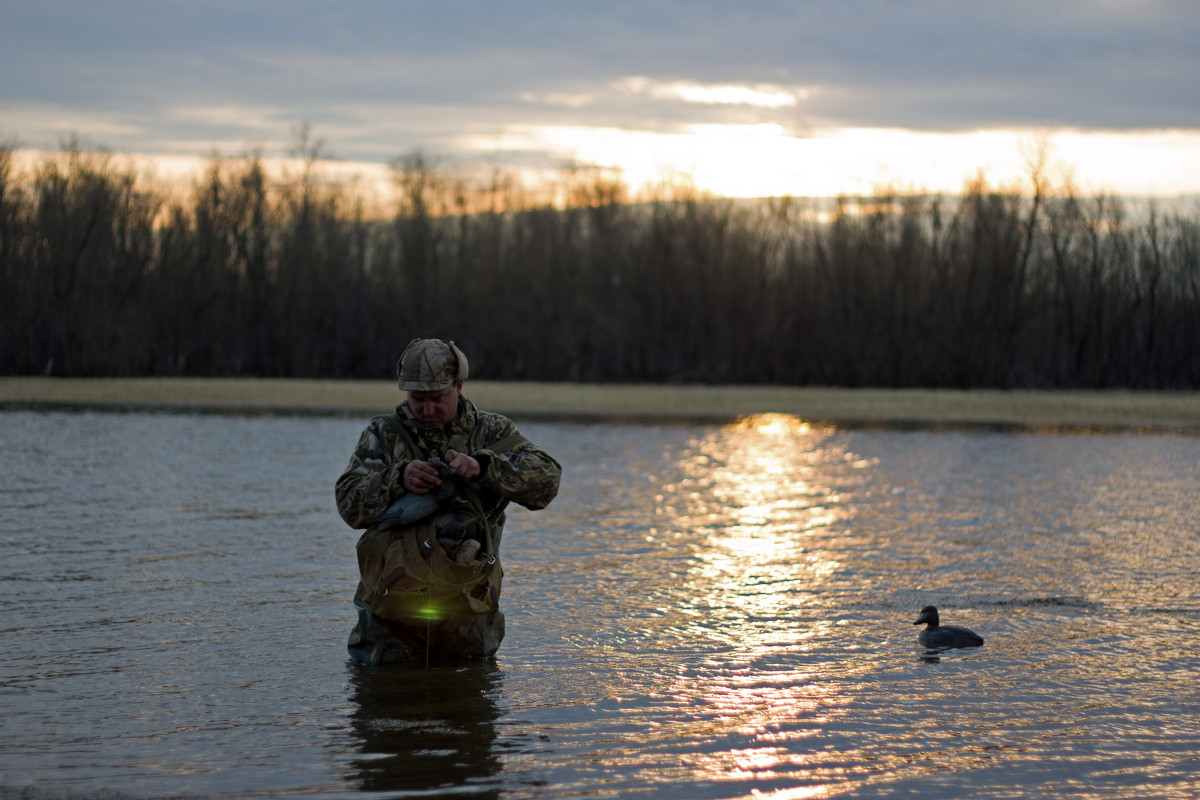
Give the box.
[614,77,804,109]
[3,0,1199,195]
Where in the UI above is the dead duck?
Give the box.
[912,605,984,649]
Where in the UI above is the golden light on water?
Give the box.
[661,413,856,631]
[751,785,839,799]
[645,414,878,790]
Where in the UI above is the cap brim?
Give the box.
[400,379,455,392]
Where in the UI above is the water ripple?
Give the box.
[2,411,1200,799]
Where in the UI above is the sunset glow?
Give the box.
[16,121,1198,215]
[467,124,1200,200]
[6,2,1199,210]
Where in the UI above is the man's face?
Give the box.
[407,382,462,428]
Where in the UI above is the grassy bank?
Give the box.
[3,377,1200,430]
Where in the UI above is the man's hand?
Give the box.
[444,449,481,480]
[403,460,445,494]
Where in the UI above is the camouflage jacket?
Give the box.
[335,396,561,533]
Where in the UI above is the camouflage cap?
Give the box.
[397,338,469,391]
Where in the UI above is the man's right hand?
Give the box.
[403,460,444,494]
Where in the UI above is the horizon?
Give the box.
[9,139,1200,222]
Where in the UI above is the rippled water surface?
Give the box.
[2,408,1199,799]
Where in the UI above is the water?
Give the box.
[1,408,1199,799]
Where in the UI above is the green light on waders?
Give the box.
[413,601,445,621]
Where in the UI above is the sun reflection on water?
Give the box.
[656,414,872,626]
[644,414,881,790]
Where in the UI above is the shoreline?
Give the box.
[3,377,1200,431]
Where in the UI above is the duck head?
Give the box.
[912,605,939,628]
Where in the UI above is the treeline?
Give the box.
[1,142,1198,388]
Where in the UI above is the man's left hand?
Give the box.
[444,449,481,480]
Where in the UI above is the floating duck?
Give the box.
[912,605,984,649]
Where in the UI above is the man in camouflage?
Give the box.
[336,338,561,664]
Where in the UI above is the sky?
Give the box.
[3,0,1200,199]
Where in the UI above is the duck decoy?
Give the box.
[912,605,984,649]
[377,460,461,531]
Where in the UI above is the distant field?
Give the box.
[3,377,1200,430]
